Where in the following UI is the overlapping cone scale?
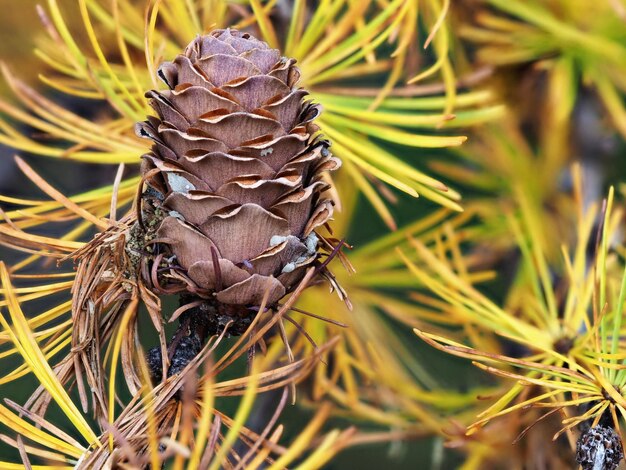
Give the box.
[136,29,340,307]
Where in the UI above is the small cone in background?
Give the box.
[136,29,341,323]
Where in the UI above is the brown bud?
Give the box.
[576,425,623,470]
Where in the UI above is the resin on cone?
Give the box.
[136,29,340,309]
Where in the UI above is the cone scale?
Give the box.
[135,29,340,330]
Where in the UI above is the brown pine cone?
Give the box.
[135,29,340,309]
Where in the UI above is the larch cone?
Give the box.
[135,29,341,321]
